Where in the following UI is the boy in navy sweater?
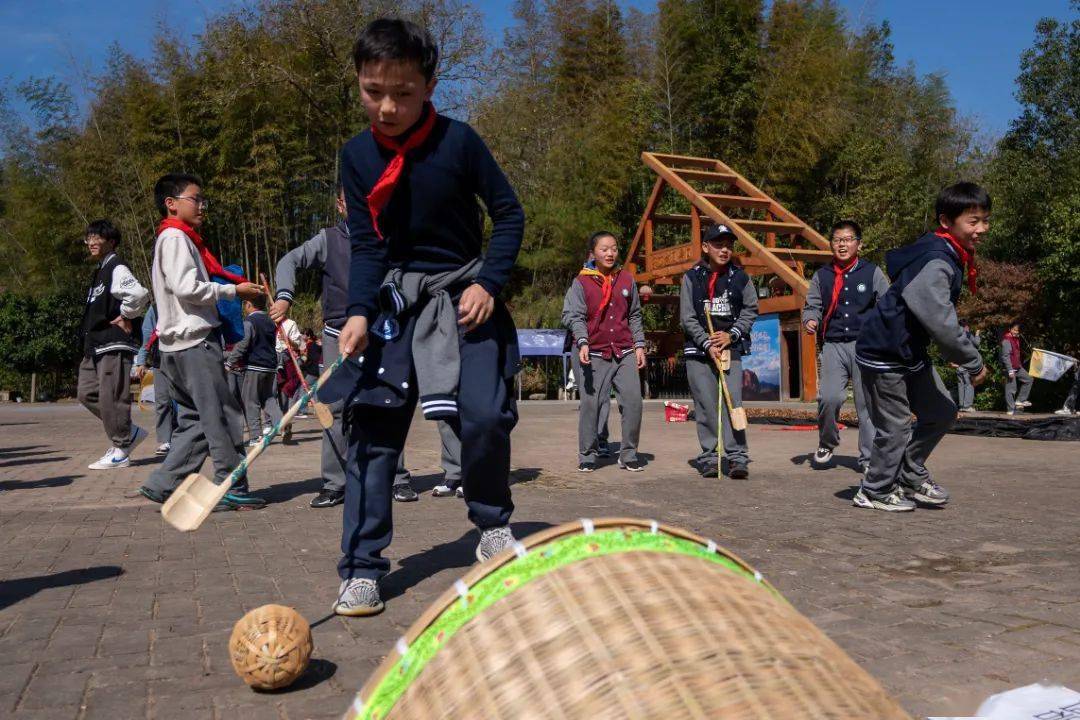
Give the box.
[333,19,524,615]
[226,294,282,446]
[802,220,889,471]
[854,183,990,511]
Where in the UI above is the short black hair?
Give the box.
[830,219,862,241]
[587,230,617,254]
[352,18,438,81]
[85,219,121,247]
[247,293,268,312]
[154,173,203,217]
[935,182,991,222]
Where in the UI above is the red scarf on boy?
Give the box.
[146,218,248,351]
[156,218,248,285]
[934,229,978,295]
[367,102,438,240]
[821,256,857,335]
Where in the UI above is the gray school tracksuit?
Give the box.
[1001,335,1033,412]
[855,233,983,497]
[802,259,889,465]
[225,311,283,440]
[561,270,645,465]
[680,262,758,469]
[143,227,250,496]
[956,329,980,409]
[135,306,178,445]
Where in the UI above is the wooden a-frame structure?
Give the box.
[625,152,830,400]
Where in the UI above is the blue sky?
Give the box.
[0,1,1074,137]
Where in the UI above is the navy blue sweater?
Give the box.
[340,113,525,323]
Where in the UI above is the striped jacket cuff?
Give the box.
[420,394,458,420]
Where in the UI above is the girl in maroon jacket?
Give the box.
[561,231,647,472]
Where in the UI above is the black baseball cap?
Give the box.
[702,223,737,244]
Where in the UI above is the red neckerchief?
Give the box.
[935,229,978,294]
[1005,332,1021,370]
[707,263,729,306]
[578,267,618,317]
[368,102,438,240]
[821,256,858,335]
[157,218,247,285]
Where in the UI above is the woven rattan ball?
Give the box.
[229,604,312,690]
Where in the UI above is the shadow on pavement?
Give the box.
[0,565,124,610]
[0,475,78,491]
[380,521,555,602]
[258,477,324,504]
[0,455,68,469]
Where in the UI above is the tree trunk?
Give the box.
[30,373,37,403]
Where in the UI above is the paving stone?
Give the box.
[1,401,1077,719]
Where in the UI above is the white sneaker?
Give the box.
[1017,401,1033,408]
[432,484,455,497]
[154,443,171,456]
[1007,410,1016,416]
[126,426,148,455]
[1055,408,1074,416]
[88,447,130,470]
[812,447,833,465]
[262,426,273,436]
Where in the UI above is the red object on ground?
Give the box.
[664,401,690,423]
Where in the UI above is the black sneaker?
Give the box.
[812,447,834,465]
[137,486,170,504]
[700,463,719,478]
[728,462,749,479]
[310,489,345,508]
[597,444,611,458]
[618,459,645,472]
[223,489,267,509]
[853,486,916,512]
[393,485,419,502]
[902,480,950,506]
[577,462,597,473]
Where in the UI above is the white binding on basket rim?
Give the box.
[351,695,364,715]
[580,518,595,534]
[512,541,528,558]
[649,519,659,534]
[706,540,717,553]
[754,570,763,582]
[395,637,409,657]
[453,578,469,600]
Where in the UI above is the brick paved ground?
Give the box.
[1,400,1078,719]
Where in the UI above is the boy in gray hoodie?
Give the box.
[853,183,990,512]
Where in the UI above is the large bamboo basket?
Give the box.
[344,518,909,720]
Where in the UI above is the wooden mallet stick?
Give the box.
[259,274,333,429]
[704,313,748,432]
[161,355,346,532]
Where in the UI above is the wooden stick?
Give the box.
[259,274,333,429]
[703,313,748,433]
[160,355,346,532]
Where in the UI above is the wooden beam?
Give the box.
[673,168,738,185]
[800,327,818,400]
[648,152,717,169]
[642,153,810,294]
[627,178,665,271]
[690,206,701,247]
[710,158,830,251]
[654,213,692,225]
[737,220,804,234]
[700,194,771,210]
[765,248,833,264]
[758,295,804,314]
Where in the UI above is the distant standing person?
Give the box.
[1001,322,1033,415]
[801,220,889,472]
[562,231,647,473]
[133,304,177,455]
[78,219,151,470]
[680,224,758,480]
[954,320,981,412]
[226,294,283,446]
[1056,364,1079,416]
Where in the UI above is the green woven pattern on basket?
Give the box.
[348,527,776,720]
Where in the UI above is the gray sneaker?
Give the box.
[852,486,916,512]
[475,525,515,563]
[903,480,950,505]
[332,578,384,617]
